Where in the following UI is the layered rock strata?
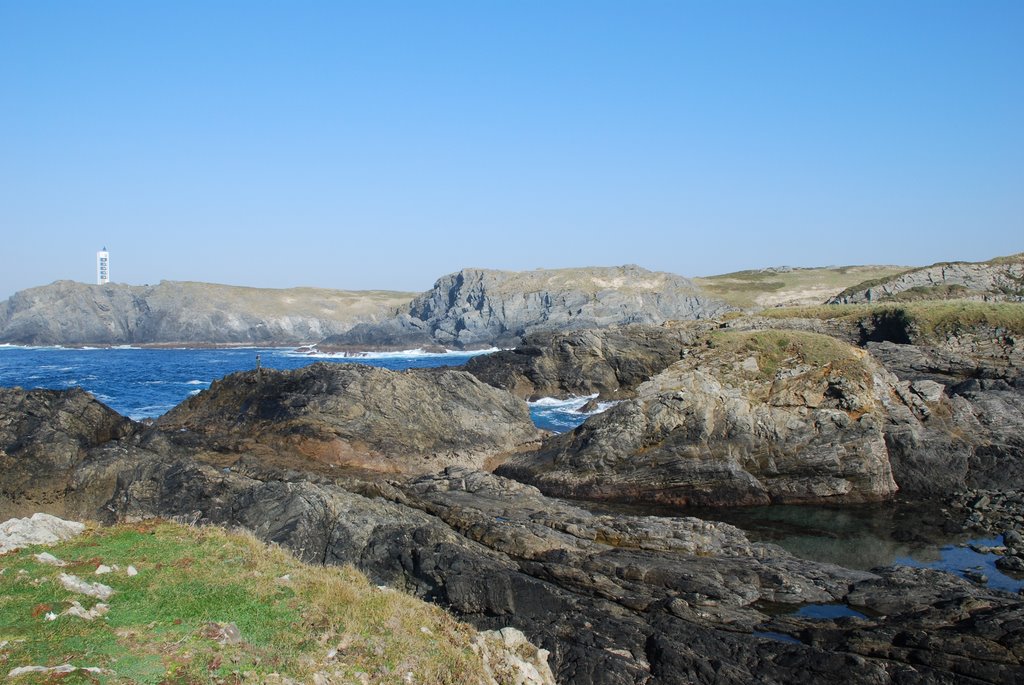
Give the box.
[830,254,1024,304]
[322,266,732,350]
[2,382,1023,683]
[499,331,900,506]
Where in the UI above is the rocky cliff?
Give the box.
[321,266,732,350]
[830,253,1024,304]
[156,362,541,475]
[0,280,414,345]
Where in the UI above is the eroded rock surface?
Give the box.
[0,387,135,519]
[830,254,1024,304]
[322,266,731,350]
[499,331,900,507]
[156,362,541,475]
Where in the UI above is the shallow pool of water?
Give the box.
[577,498,1024,593]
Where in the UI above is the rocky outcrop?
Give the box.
[0,387,135,518]
[497,324,1024,505]
[465,323,714,400]
[0,280,414,345]
[156,362,540,474]
[830,254,1024,304]
[322,266,732,350]
[499,331,901,507]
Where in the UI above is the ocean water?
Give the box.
[0,345,597,430]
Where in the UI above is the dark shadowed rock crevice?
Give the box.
[465,323,715,401]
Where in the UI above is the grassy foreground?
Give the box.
[707,329,869,382]
[0,521,490,684]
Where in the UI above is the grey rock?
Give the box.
[322,266,732,350]
[499,331,900,506]
[0,280,412,345]
[5,377,1024,684]
[0,513,86,554]
[0,387,136,519]
[829,254,1024,304]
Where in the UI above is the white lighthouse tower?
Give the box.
[96,247,110,285]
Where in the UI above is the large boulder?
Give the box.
[322,266,732,350]
[0,387,135,519]
[156,362,540,474]
[499,331,900,506]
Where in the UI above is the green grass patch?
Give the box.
[0,521,489,684]
[706,330,866,381]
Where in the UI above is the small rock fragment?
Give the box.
[33,552,66,567]
[59,573,114,601]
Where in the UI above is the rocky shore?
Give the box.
[2,352,1023,683]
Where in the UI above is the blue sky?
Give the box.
[1,1,1021,298]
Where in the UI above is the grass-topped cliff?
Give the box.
[0,281,416,346]
[0,520,543,684]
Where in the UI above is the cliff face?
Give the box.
[830,254,1024,304]
[0,280,414,345]
[322,266,732,350]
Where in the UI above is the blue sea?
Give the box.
[0,345,597,431]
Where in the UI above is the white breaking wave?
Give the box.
[287,347,501,360]
[528,394,620,432]
[184,380,206,385]
[529,394,618,414]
